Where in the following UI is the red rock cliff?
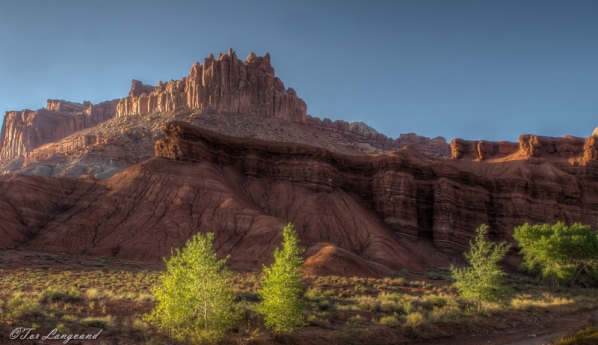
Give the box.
[116,49,307,124]
[0,100,118,160]
[306,116,451,157]
[154,121,598,255]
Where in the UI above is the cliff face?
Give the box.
[155,121,598,254]
[0,100,118,160]
[116,49,307,124]
[4,121,598,272]
[306,116,451,157]
[449,135,588,161]
[450,138,519,160]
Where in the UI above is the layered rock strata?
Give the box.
[450,138,519,160]
[306,115,451,157]
[450,135,590,161]
[0,99,118,160]
[156,121,598,254]
[116,49,307,124]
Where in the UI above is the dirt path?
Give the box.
[418,309,598,345]
[505,309,598,345]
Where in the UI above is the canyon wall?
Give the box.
[0,100,118,160]
[449,135,588,161]
[156,121,598,254]
[116,49,307,124]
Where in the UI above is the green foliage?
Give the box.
[145,232,240,344]
[258,223,306,332]
[513,222,598,289]
[450,224,511,310]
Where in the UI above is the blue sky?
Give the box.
[0,0,597,141]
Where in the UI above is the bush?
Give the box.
[303,288,324,302]
[404,311,426,328]
[378,315,400,328]
[258,223,306,332]
[451,224,511,311]
[85,288,101,300]
[145,232,240,344]
[513,222,598,289]
[347,314,366,326]
[80,315,113,328]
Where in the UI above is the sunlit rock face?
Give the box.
[0,99,118,160]
[116,49,307,124]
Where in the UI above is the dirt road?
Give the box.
[416,308,598,345]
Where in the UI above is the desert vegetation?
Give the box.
[0,222,597,344]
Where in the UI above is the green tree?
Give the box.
[450,224,511,311]
[258,223,306,332]
[145,232,240,344]
[513,222,598,289]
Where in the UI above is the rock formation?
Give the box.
[116,49,307,124]
[0,99,118,160]
[155,121,598,254]
[128,80,155,98]
[450,138,519,160]
[306,115,451,157]
[3,48,598,275]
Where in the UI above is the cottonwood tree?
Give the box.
[145,232,240,344]
[450,224,511,311]
[513,222,598,290]
[258,223,306,332]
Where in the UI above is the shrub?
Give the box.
[378,315,400,328]
[258,223,306,332]
[404,311,426,328]
[56,323,70,334]
[61,314,78,322]
[303,288,324,302]
[85,288,101,300]
[80,315,113,328]
[451,224,511,311]
[7,295,23,308]
[513,222,598,289]
[145,232,240,344]
[356,295,381,312]
[347,314,366,326]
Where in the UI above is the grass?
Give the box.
[553,327,598,345]
[1,253,598,344]
[80,315,114,328]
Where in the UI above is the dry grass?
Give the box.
[552,327,598,345]
[1,256,598,344]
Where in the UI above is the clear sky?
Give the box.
[0,0,597,142]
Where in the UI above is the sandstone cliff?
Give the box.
[0,99,118,160]
[3,121,598,274]
[306,115,451,157]
[116,49,307,124]
[155,121,598,255]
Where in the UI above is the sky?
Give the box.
[0,0,597,142]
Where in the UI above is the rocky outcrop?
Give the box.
[518,134,586,158]
[450,139,519,160]
[128,80,155,98]
[397,133,450,157]
[116,49,307,124]
[306,115,451,157]
[0,100,118,160]
[23,134,99,166]
[450,135,588,161]
[154,121,598,254]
